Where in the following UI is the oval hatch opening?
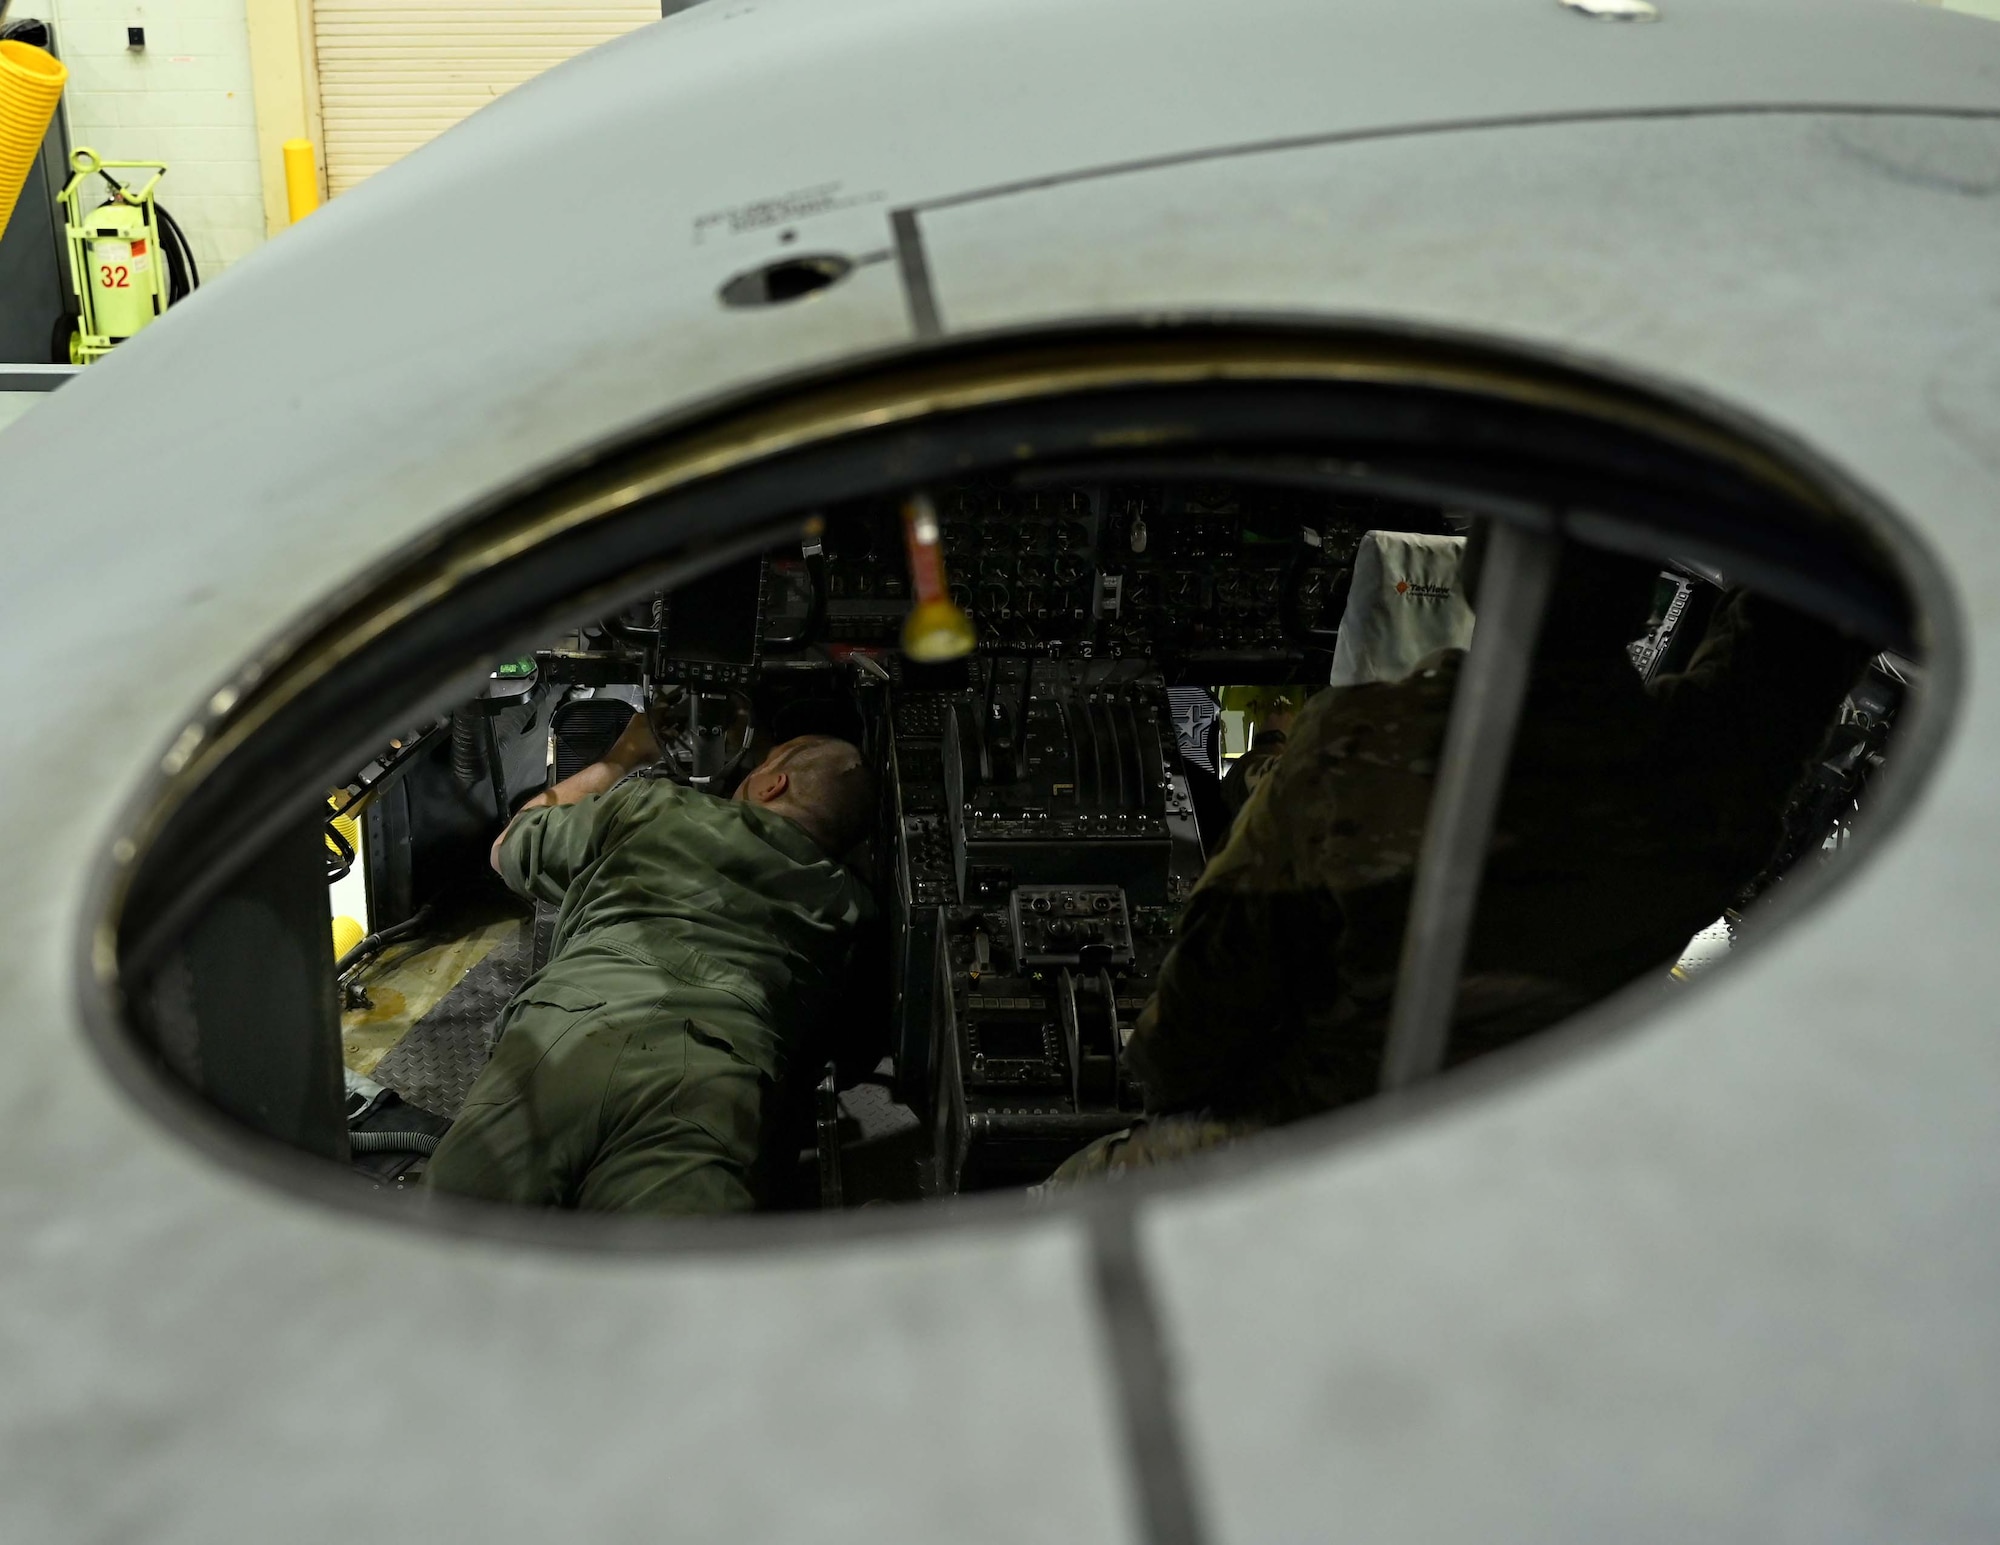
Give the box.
[95,328,1939,1236]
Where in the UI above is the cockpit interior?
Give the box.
[271,471,1907,1210]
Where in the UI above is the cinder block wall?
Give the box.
[35,0,266,276]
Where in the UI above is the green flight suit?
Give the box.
[426,774,872,1215]
[1052,590,1869,1182]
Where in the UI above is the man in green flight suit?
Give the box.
[426,713,874,1215]
[1053,541,1873,1182]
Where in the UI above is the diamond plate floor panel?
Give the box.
[371,924,532,1118]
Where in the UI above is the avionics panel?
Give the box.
[796,479,1448,678]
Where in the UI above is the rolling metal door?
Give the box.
[312,1,657,196]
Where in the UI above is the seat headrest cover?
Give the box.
[1328,532,1475,687]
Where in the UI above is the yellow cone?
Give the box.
[0,41,67,245]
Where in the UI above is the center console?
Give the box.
[888,656,1206,1189]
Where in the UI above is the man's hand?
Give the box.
[490,711,659,872]
[604,710,662,773]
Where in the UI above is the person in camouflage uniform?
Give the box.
[1217,705,1297,825]
[1052,543,1873,1183]
[426,717,874,1215]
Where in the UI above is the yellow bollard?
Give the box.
[283,137,319,224]
[0,41,67,245]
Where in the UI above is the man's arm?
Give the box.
[489,711,660,872]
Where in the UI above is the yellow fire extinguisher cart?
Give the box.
[58,147,172,364]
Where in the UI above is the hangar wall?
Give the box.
[29,0,267,275]
[13,0,668,281]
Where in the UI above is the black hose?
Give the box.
[335,903,434,979]
[325,818,355,882]
[449,708,483,791]
[349,1130,441,1155]
[155,201,200,303]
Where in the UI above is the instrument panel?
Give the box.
[790,478,1447,674]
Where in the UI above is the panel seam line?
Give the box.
[1088,1203,1210,1545]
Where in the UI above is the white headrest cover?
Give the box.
[1328,531,1475,687]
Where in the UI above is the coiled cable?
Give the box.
[348,1130,441,1156]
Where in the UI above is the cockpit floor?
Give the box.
[370,924,533,1118]
[342,914,530,1116]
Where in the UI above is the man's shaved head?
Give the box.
[734,735,874,856]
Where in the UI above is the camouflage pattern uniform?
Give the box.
[1053,591,1869,1181]
[1217,728,1289,822]
[426,777,871,1214]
